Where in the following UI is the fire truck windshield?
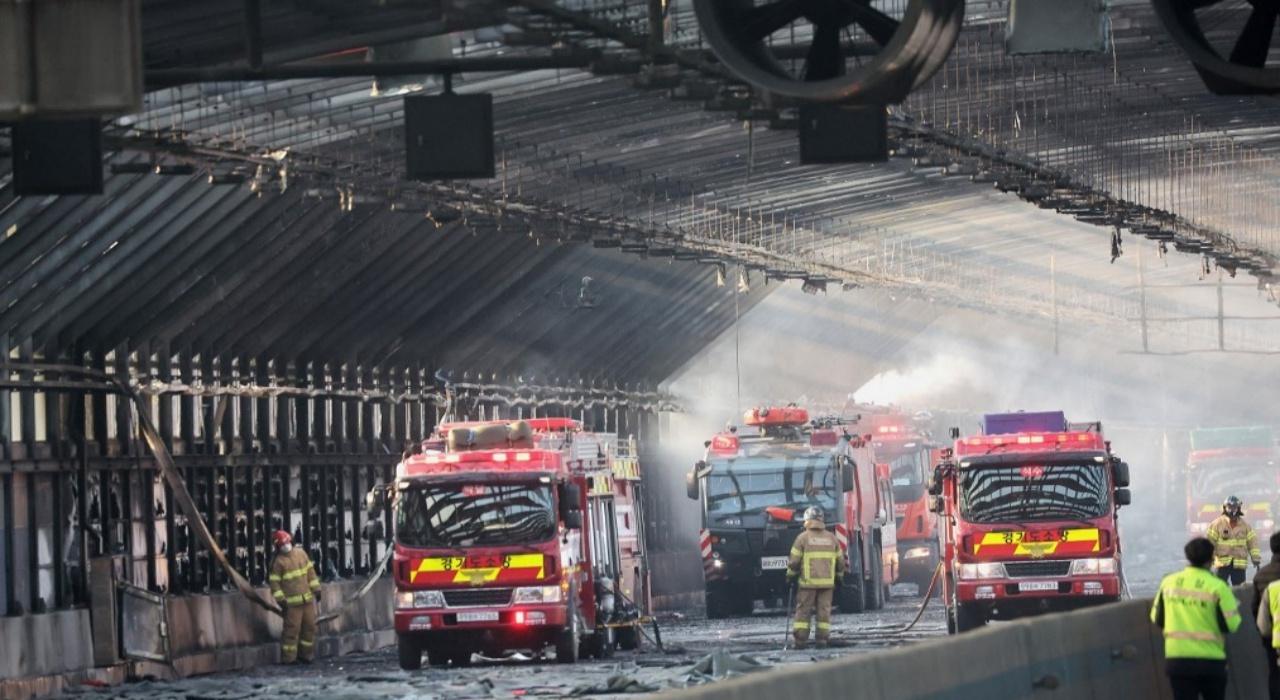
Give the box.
[959,463,1110,524]
[1188,460,1277,501]
[396,483,556,548]
[889,450,929,504]
[704,457,839,517]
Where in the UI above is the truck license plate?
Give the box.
[456,611,499,622]
[760,556,789,570]
[1018,581,1058,592]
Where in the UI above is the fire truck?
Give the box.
[862,411,940,592]
[686,406,895,617]
[1184,426,1279,537]
[366,418,648,669]
[928,411,1131,633]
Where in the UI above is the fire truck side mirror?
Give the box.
[927,495,944,514]
[1114,488,1132,507]
[840,458,856,493]
[686,469,701,500]
[563,509,584,530]
[926,472,941,497]
[365,486,387,515]
[559,482,583,513]
[1112,460,1131,488]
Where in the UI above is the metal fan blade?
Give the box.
[741,0,806,41]
[847,2,900,46]
[804,22,846,80]
[1229,4,1278,67]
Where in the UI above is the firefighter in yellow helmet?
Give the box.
[786,506,844,649]
[269,530,321,664]
[1207,495,1260,586]
[1151,537,1241,699]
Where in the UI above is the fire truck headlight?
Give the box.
[1189,522,1210,534]
[903,547,933,560]
[1262,519,1276,530]
[514,585,562,604]
[1069,558,1118,576]
[398,590,445,609]
[957,562,1005,580]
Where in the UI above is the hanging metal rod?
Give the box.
[144,52,598,88]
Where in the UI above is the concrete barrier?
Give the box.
[666,588,1273,700]
[0,578,396,699]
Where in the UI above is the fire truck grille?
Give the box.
[444,588,513,607]
[1003,561,1072,578]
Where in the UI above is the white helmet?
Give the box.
[803,506,825,522]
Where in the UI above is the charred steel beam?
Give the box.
[144,53,596,88]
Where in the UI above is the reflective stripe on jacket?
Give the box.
[788,520,845,589]
[270,547,321,606]
[1207,515,1260,568]
[1150,566,1241,660]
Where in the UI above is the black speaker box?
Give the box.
[12,119,104,195]
[404,93,494,180]
[798,103,888,164]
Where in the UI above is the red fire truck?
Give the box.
[929,411,1131,633]
[367,418,647,668]
[862,412,940,592]
[1184,426,1279,537]
[687,406,896,617]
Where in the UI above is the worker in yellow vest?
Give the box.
[269,530,321,664]
[1254,542,1280,700]
[1151,537,1242,700]
[1207,495,1260,585]
[786,506,844,649]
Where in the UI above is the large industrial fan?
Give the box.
[1151,0,1280,94]
[692,0,966,103]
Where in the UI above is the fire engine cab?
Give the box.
[366,418,647,668]
[686,406,896,617]
[929,411,1131,633]
[1184,426,1279,537]
[860,410,939,592]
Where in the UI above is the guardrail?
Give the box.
[666,588,1269,700]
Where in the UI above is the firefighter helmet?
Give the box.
[272,530,293,548]
[803,506,825,523]
[1224,496,1244,518]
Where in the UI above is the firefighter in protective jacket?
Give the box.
[787,506,845,649]
[269,530,321,664]
[1208,495,1261,586]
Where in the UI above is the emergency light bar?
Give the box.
[743,406,809,427]
[415,449,559,467]
[436,417,582,436]
[953,431,1105,456]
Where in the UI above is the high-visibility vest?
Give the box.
[1207,515,1260,568]
[1266,581,1280,649]
[789,523,842,589]
[1150,566,1241,660]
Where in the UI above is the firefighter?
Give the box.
[269,530,321,664]
[1207,495,1261,585]
[786,506,844,649]
[1151,537,1242,700]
